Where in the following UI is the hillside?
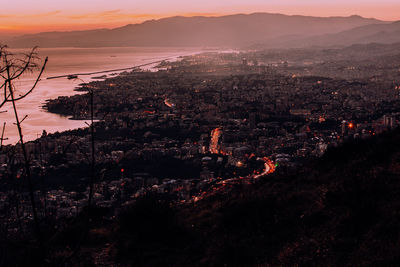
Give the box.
[7,128,399,266]
[3,13,385,48]
[108,128,400,266]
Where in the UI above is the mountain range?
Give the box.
[291,20,400,47]
[2,13,399,48]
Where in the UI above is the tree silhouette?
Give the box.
[0,45,48,240]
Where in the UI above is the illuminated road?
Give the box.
[254,157,276,179]
[191,156,276,203]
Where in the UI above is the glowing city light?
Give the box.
[164,99,176,108]
[210,127,222,154]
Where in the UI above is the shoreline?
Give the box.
[2,48,204,145]
[42,52,201,121]
[46,55,181,80]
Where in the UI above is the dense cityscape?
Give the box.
[2,23,400,264]
[1,44,399,224]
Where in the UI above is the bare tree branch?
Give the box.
[0,46,47,245]
[0,122,6,151]
[8,47,38,80]
[13,114,28,125]
[10,57,48,102]
[87,90,96,208]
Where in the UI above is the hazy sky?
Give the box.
[1,0,399,34]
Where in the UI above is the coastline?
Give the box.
[1,48,203,145]
[43,52,200,120]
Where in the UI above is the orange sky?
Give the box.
[1,0,399,35]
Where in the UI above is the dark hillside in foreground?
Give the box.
[5,125,400,266]
[105,128,400,266]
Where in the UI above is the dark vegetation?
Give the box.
[112,128,400,266]
[5,127,400,266]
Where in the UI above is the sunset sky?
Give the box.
[1,0,400,34]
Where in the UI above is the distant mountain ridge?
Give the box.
[290,20,400,47]
[1,13,393,48]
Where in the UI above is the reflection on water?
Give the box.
[0,47,197,145]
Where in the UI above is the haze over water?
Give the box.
[1,47,199,145]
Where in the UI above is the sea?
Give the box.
[0,47,201,145]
